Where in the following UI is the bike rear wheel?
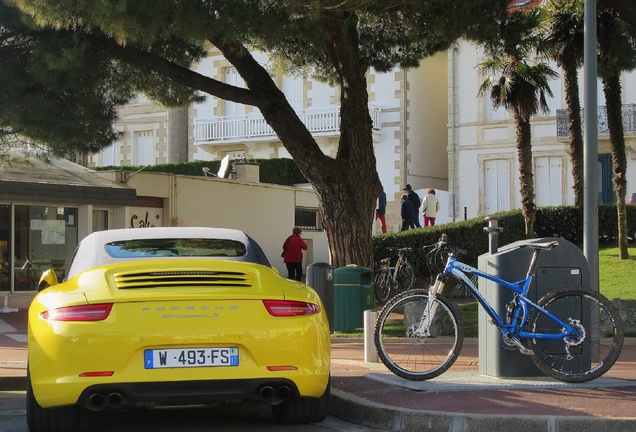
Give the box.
[374,271,392,303]
[396,262,416,291]
[524,287,624,383]
[374,289,463,381]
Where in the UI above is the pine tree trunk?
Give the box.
[235,15,380,269]
[602,74,629,259]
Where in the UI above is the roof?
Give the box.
[65,227,272,279]
[0,149,136,206]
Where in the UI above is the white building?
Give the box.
[448,40,636,220]
[88,39,636,232]
[89,47,449,233]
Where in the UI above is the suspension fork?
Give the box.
[416,274,447,334]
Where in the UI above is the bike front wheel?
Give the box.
[374,289,463,381]
[396,262,416,291]
[374,271,392,303]
[524,287,624,383]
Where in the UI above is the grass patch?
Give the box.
[332,328,364,338]
[599,246,636,301]
[458,302,478,338]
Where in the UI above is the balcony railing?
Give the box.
[556,104,636,137]
[194,106,382,143]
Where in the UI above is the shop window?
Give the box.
[13,205,78,291]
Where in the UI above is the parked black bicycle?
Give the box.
[374,247,416,303]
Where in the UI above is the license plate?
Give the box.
[144,347,239,369]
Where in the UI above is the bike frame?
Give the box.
[384,249,409,284]
[426,250,576,341]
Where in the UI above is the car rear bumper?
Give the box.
[77,377,309,410]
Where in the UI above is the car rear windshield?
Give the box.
[104,238,247,258]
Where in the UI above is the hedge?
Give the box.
[374,205,636,280]
[93,159,307,186]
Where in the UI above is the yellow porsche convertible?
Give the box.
[27,227,330,431]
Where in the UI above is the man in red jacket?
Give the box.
[282,227,308,281]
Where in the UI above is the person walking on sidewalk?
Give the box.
[403,184,421,228]
[282,227,307,281]
[400,194,416,231]
[422,188,440,227]
[376,189,387,234]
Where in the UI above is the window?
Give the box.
[101,143,116,166]
[295,208,322,231]
[135,131,154,165]
[282,76,303,111]
[535,156,563,206]
[484,99,509,121]
[93,210,109,232]
[104,239,247,258]
[484,159,511,215]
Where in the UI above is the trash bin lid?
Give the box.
[334,265,373,285]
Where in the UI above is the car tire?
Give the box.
[271,381,329,424]
[27,372,80,432]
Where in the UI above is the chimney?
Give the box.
[233,161,260,182]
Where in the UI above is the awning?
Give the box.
[0,151,136,206]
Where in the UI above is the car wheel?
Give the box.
[27,372,80,432]
[271,381,330,424]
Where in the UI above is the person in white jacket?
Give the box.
[422,188,440,227]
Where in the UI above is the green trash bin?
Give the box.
[333,265,374,332]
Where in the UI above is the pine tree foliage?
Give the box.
[2,0,508,267]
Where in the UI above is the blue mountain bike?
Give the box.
[374,235,624,383]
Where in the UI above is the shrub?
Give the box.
[93,159,307,186]
[374,204,636,278]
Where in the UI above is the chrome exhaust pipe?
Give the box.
[259,386,275,401]
[107,392,124,408]
[86,393,106,411]
[275,386,291,401]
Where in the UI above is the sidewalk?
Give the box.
[2,308,636,431]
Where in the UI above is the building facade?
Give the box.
[89,47,451,233]
[448,40,636,221]
[86,39,636,233]
[1,154,328,307]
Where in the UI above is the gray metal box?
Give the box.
[477,237,590,378]
[306,262,334,332]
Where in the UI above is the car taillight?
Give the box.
[263,300,321,317]
[41,304,113,321]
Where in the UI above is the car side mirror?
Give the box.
[38,268,59,292]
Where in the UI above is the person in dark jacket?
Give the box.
[281,227,308,281]
[403,184,421,228]
[400,194,416,231]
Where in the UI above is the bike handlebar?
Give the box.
[422,234,467,257]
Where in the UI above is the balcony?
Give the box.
[556,104,636,137]
[194,106,382,144]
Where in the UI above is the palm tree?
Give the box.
[597,0,636,259]
[544,0,585,211]
[478,9,558,238]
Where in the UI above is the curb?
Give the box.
[0,376,26,391]
[328,388,636,432]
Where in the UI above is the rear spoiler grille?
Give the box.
[113,270,252,289]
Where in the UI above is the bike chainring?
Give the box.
[499,333,520,351]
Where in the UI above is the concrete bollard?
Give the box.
[0,295,18,313]
[364,309,378,363]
